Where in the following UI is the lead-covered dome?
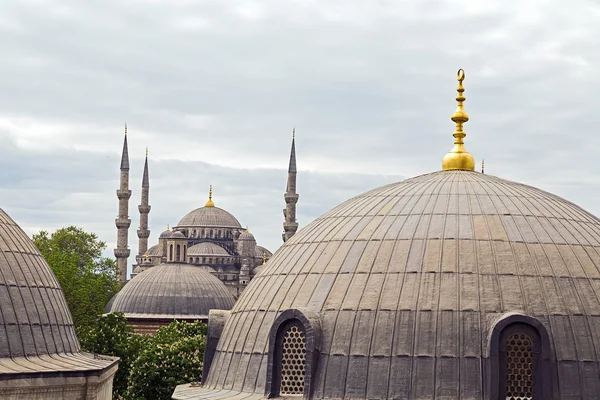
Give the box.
[107,263,234,319]
[198,170,600,399]
[176,206,242,229]
[188,242,230,256]
[0,207,116,374]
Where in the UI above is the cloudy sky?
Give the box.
[1,0,599,276]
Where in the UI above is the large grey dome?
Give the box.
[198,170,600,399]
[177,206,242,229]
[0,207,116,373]
[107,263,235,318]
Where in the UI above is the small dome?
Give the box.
[133,265,143,274]
[255,245,272,258]
[159,229,172,239]
[188,242,230,257]
[107,263,234,318]
[238,230,255,241]
[177,206,242,229]
[170,231,186,239]
[147,244,159,256]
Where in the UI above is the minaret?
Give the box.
[114,124,131,284]
[137,147,151,262]
[282,128,299,242]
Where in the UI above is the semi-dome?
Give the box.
[255,245,272,258]
[193,170,600,399]
[147,243,159,256]
[107,263,235,319]
[0,207,117,394]
[177,206,242,229]
[188,242,230,256]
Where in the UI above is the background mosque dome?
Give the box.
[159,229,173,239]
[188,242,230,256]
[176,206,242,229]
[107,263,235,319]
[238,229,256,241]
[170,230,186,239]
[198,170,600,399]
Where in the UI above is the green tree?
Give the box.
[33,226,120,333]
[127,321,207,400]
[79,313,149,399]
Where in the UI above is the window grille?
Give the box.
[279,323,306,395]
[504,332,534,400]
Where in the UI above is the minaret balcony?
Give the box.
[114,248,131,258]
[115,218,131,229]
[116,189,132,200]
[284,222,298,231]
[137,229,150,238]
[284,193,299,203]
[138,205,151,213]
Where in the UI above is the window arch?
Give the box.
[489,313,552,400]
[169,244,173,261]
[266,308,321,398]
[176,244,181,262]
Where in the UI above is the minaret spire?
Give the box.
[114,125,132,283]
[283,128,299,242]
[137,147,151,263]
[205,185,215,207]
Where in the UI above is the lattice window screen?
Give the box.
[279,323,306,395]
[505,332,534,400]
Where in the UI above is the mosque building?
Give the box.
[173,70,600,399]
[0,208,118,398]
[112,129,300,297]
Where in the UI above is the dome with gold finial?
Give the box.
[176,186,242,229]
[174,69,600,400]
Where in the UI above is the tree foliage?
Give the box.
[127,321,207,400]
[33,226,120,333]
[80,314,206,400]
[79,313,149,399]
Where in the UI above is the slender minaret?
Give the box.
[282,128,299,242]
[114,124,131,284]
[137,147,151,261]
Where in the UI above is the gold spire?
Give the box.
[442,69,475,171]
[205,185,215,207]
[263,251,267,265]
[144,250,149,261]
[167,224,170,231]
[246,226,249,233]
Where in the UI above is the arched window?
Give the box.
[489,314,551,400]
[176,244,181,262]
[500,325,538,400]
[169,244,173,261]
[193,229,197,237]
[266,309,321,398]
[210,229,213,238]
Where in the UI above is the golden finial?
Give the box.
[144,250,149,261]
[263,252,267,265]
[442,69,475,171]
[482,158,485,174]
[205,185,215,207]
[167,224,170,231]
[124,123,127,136]
[246,226,249,233]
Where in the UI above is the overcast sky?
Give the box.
[1,0,600,276]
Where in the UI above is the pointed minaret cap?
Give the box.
[205,185,215,207]
[442,69,475,171]
[142,147,150,188]
[288,127,297,173]
[120,123,130,171]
